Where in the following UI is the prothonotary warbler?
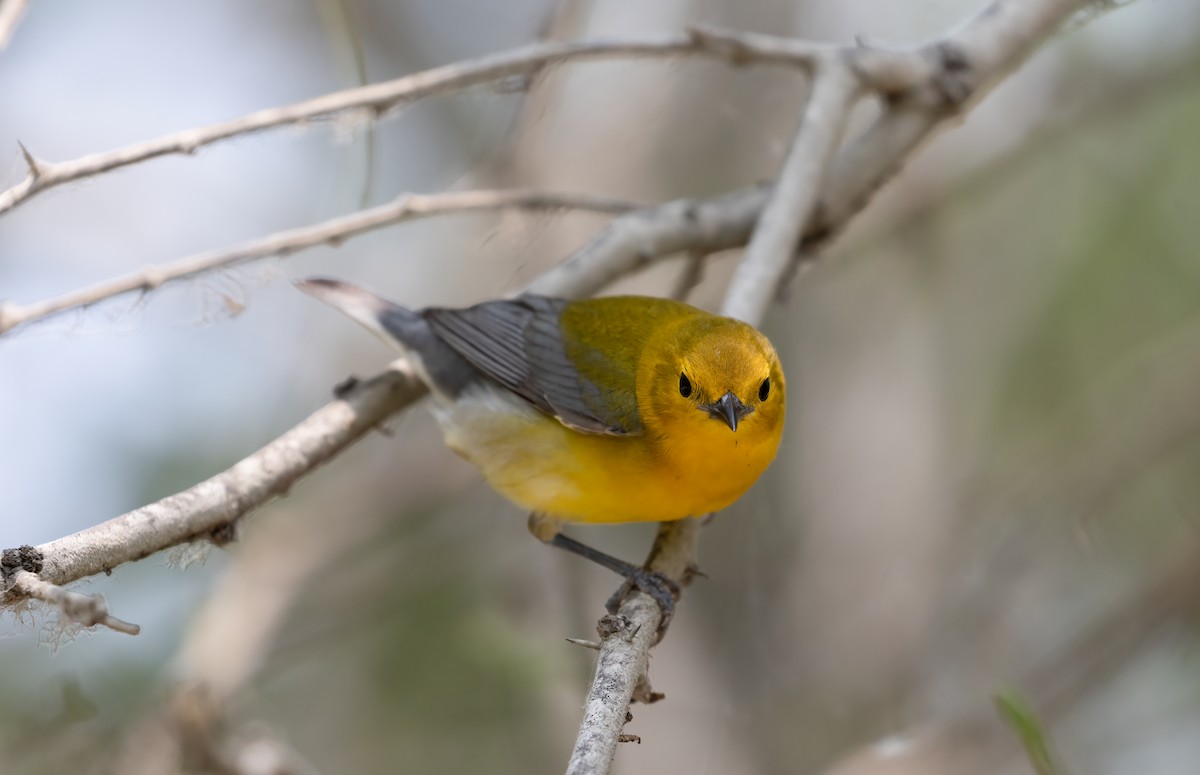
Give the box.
[298,278,786,630]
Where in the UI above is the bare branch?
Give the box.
[0,28,825,216]
[685,24,839,66]
[527,185,768,296]
[0,0,29,51]
[535,1,1104,315]
[566,520,700,775]
[0,189,639,335]
[2,366,425,603]
[814,0,1093,242]
[0,0,1090,335]
[722,57,860,323]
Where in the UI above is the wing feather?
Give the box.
[423,296,640,435]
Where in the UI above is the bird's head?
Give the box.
[638,314,785,456]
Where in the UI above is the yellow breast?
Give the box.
[436,384,781,524]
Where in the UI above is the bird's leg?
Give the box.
[550,533,681,637]
[529,513,680,639]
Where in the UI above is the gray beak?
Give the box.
[703,390,752,432]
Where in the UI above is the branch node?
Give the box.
[177,134,201,156]
[631,673,664,705]
[16,141,48,180]
[492,73,534,94]
[596,613,635,641]
[139,265,167,291]
[208,522,239,547]
[333,375,361,398]
[685,25,753,66]
[1,544,44,585]
[931,41,976,106]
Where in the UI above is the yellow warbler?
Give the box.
[298,278,786,624]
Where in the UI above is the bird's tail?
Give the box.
[295,277,429,350]
[296,277,476,397]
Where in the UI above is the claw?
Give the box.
[606,568,679,642]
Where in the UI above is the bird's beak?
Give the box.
[703,391,752,432]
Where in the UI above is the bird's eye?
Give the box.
[759,377,771,401]
[679,372,692,398]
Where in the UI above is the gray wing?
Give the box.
[422,296,641,435]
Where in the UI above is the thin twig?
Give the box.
[0,0,29,51]
[9,570,140,635]
[0,28,826,216]
[0,189,639,335]
[685,25,839,67]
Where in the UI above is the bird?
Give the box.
[297,278,786,631]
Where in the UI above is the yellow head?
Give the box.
[636,314,786,476]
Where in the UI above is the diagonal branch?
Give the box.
[722,57,860,324]
[15,366,425,594]
[0,28,827,216]
[0,189,639,335]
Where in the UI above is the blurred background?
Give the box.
[2,0,1200,772]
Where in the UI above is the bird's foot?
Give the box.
[606,568,681,642]
[543,529,682,642]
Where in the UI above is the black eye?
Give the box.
[679,372,692,398]
[759,377,771,401]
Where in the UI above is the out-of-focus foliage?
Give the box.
[996,689,1062,775]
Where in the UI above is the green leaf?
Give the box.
[994,688,1063,775]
